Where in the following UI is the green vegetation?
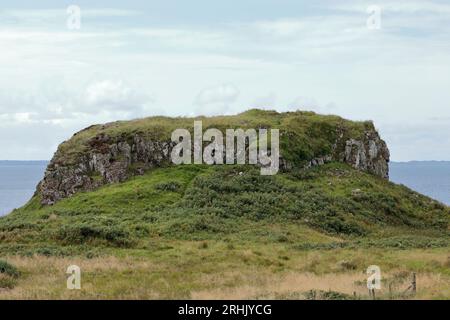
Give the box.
[0,109,447,299]
[1,163,448,255]
[0,260,20,289]
[0,260,20,278]
[53,109,372,166]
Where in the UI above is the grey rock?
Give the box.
[341,131,390,179]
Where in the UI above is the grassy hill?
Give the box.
[0,110,448,299]
[2,163,448,251]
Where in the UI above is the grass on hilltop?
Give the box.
[53,109,373,167]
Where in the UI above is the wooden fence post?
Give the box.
[389,282,393,299]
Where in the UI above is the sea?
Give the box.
[389,161,450,206]
[0,160,448,216]
[0,161,48,216]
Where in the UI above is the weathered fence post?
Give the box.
[389,282,393,299]
[369,288,375,300]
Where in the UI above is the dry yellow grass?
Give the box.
[0,256,160,299]
[191,272,449,300]
[0,246,449,300]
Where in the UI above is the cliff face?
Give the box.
[40,136,174,205]
[38,110,389,205]
[343,131,390,178]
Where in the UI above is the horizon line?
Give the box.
[1,159,450,163]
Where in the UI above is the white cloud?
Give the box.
[250,93,277,109]
[287,97,337,114]
[0,79,155,123]
[380,121,450,161]
[193,83,240,115]
[253,19,306,37]
[331,0,450,14]
[84,80,152,113]
[0,8,140,23]
[288,96,318,111]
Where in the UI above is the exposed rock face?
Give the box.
[293,129,390,178]
[342,131,390,179]
[38,118,390,205]
[40,134,174,205]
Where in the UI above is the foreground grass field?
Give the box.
[0,163,448,299]
[0,244,449,299]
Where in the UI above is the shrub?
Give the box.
[155,181,182,192]
[337,260,358,271]
[0,260,20,278]
[55,223,134,247]
[304,290,353,300]
[198,241,208,249]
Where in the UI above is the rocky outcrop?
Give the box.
[40,134,174,205]
[38,114,390,205]
[342,131,390,179]
[297,129,389,178]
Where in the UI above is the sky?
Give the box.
[0,0,449,161]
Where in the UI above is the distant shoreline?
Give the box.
[391,161,450,165]
[0,160,49,165]
[1,160,449,163]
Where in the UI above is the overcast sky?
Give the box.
[1,0,449,161]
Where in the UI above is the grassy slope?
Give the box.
[1,163,448,253]
[0,163,449,299]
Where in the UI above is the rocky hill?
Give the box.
[38,109,390,205]
[1,110,447,247]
